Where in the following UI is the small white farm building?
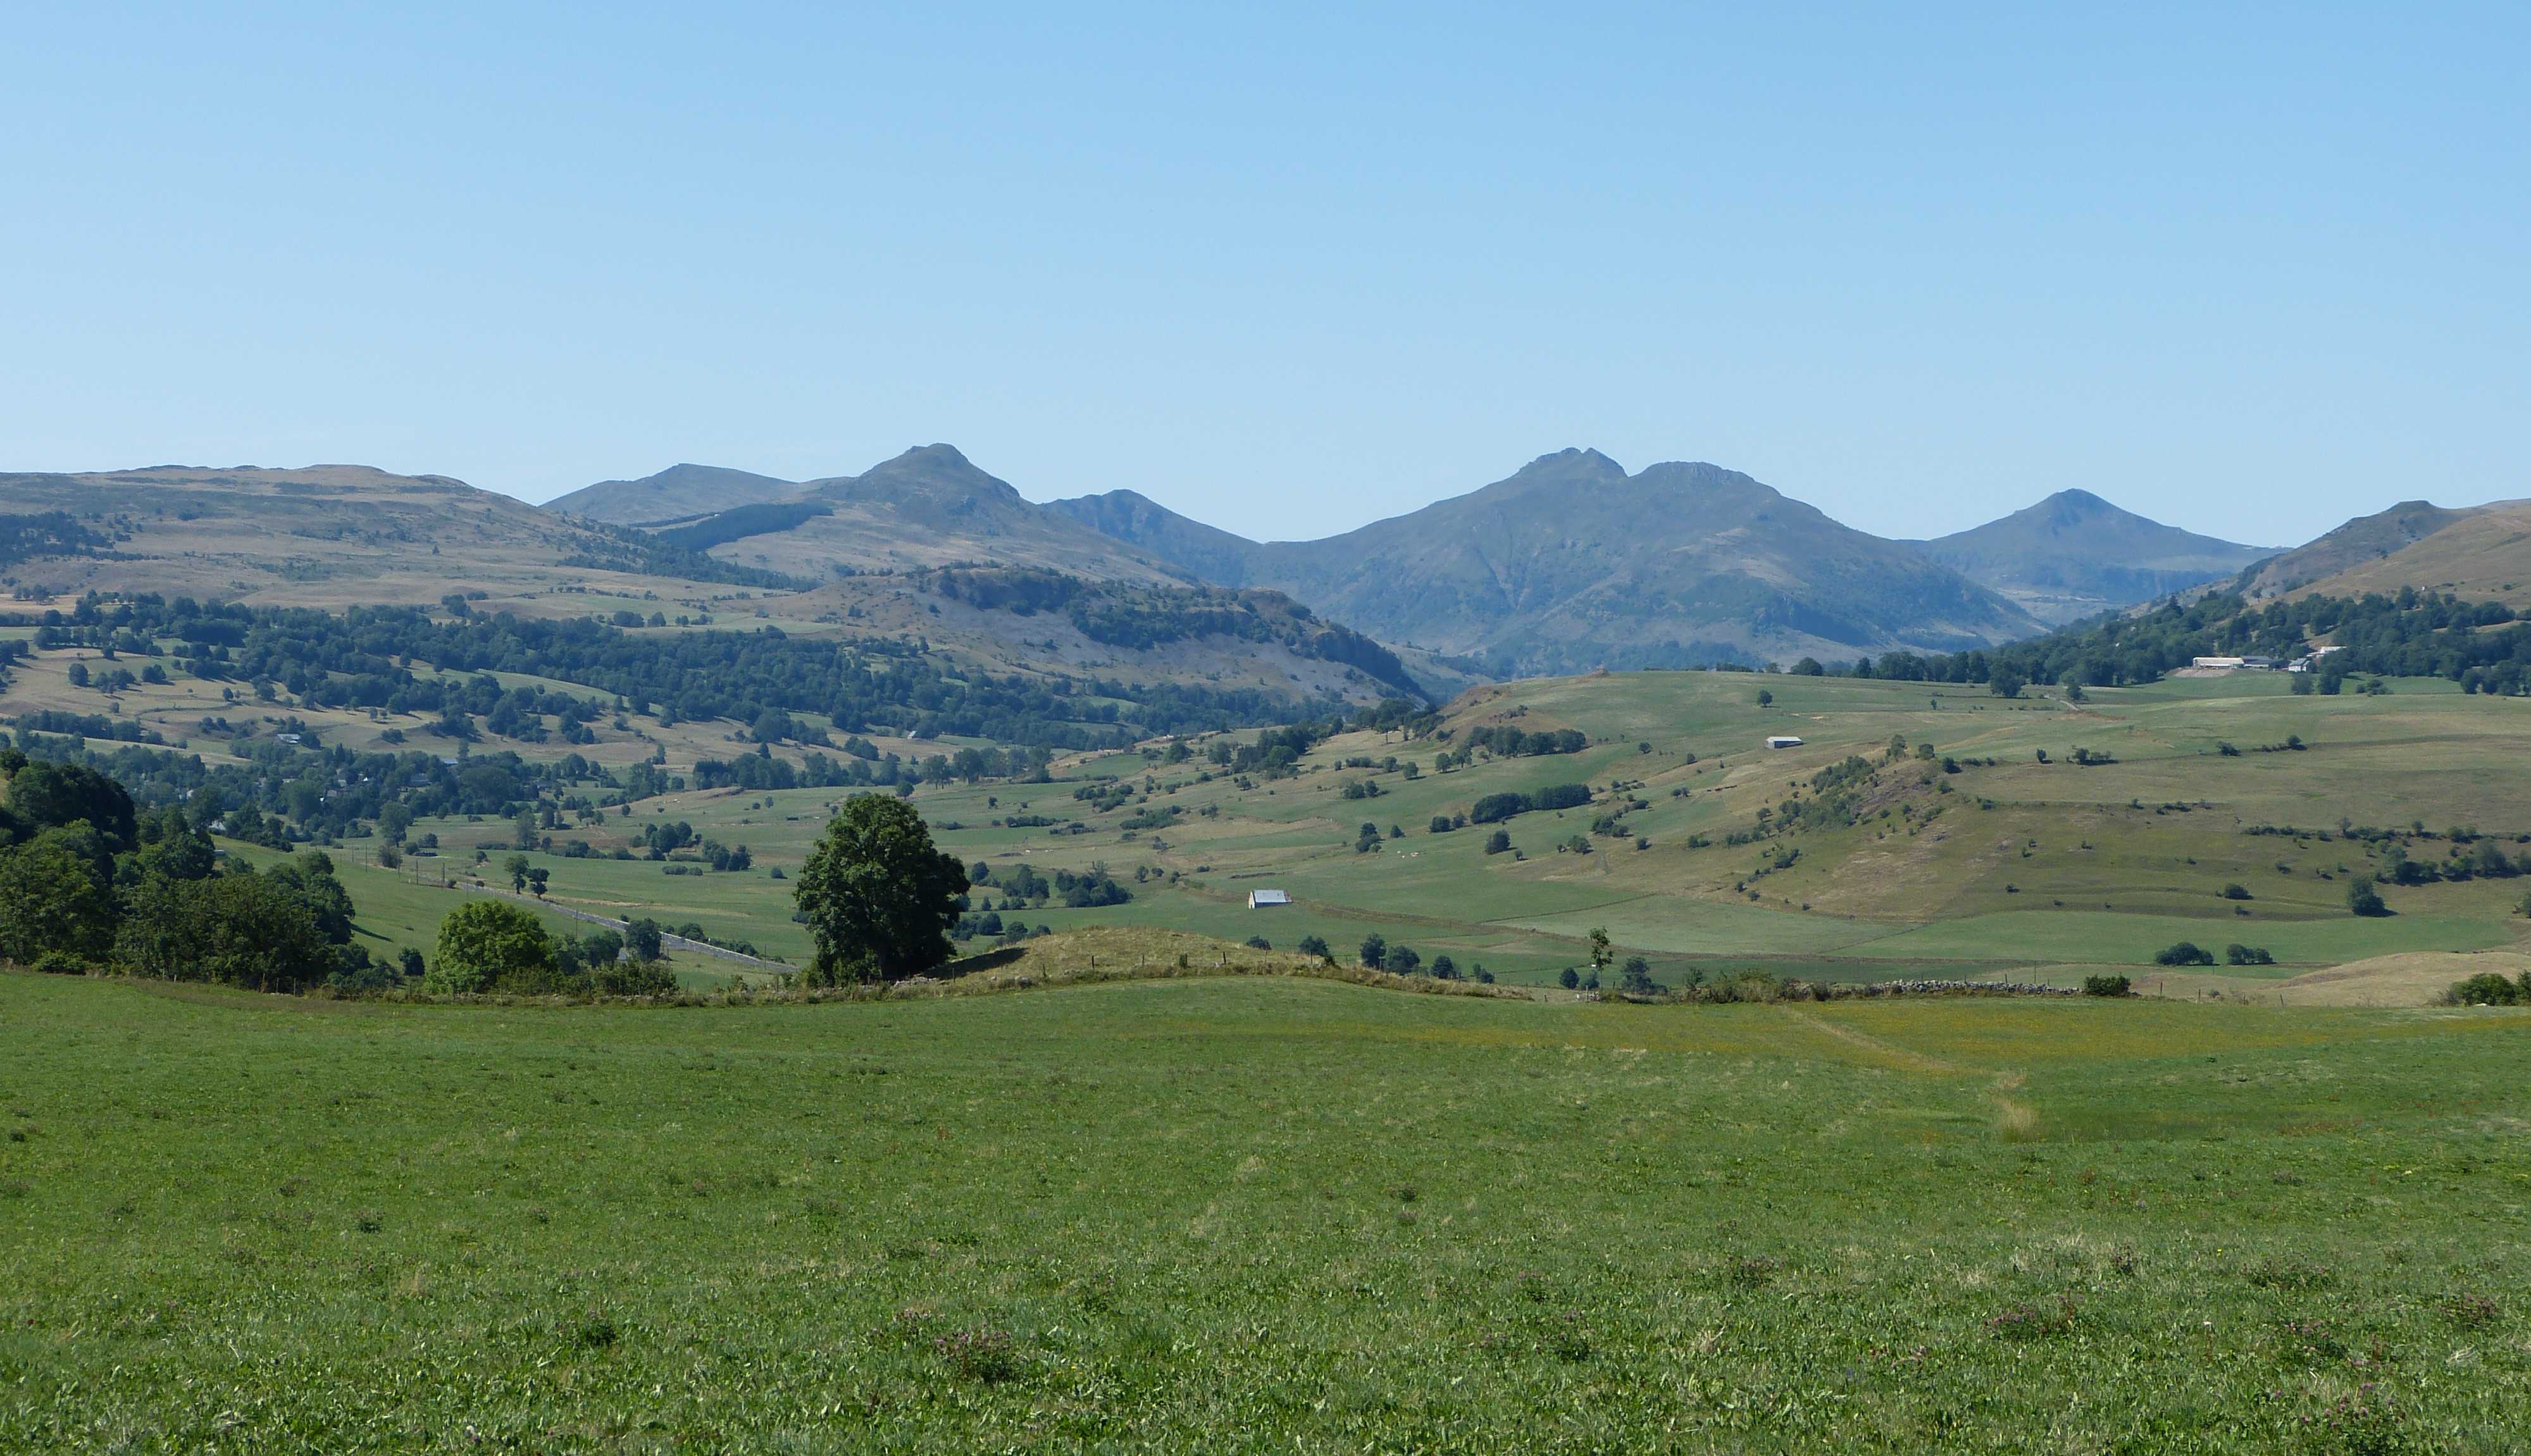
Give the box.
[1764,735,1805,750]
[1247,889,1291,908]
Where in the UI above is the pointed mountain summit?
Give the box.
[1204,450,2044,674]
[1912,490,2277,625]
[590,444,1184,583]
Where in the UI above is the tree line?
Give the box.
[1781,588,2529,694]
[6,592,1368,750]
[0,748,375,990]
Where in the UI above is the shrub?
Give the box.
[2224,943,2275,966]
[2219,883,2252,900]
[2082,974,2131,997]
[2449,972,2523,1006]
[1558,968,1580,990]
[592,959,678,997]
[2154,942,2215,967]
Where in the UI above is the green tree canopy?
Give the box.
[793,795,967,983]
[428,899,556,994]
[116,873,338,992]
[0,837,117,965]
[2,758,137,851]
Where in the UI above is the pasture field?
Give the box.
[373,669,2530,994]
[4,968,2531,1451]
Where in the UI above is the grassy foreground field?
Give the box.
[6,969,2531,1451]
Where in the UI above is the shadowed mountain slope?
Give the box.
[1047,488,1262,587]
[1217,450,2045,675]
[1910,488,2277,625]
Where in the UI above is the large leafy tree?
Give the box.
[0,837,117,964]
[116,874,338,992]
[1,759,137,852]
[794,795,967,983]
[428,899,556,993]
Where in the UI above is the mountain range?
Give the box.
[9,445,2518,697]
[558,446,2285,674]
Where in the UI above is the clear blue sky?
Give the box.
[4,3,2522,546]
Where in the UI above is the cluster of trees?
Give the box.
[2449,969,2531,1006]
[964,859,1131,908]
[0,749,373,990]
[2377,837,2523,885]
[924,568,1425,699]
[1345,933,1489,981]
[424,900,677,996]
[2154,942,2275,967]
[1469,783,1593,824]
[6,732,621,851]
[0,511,111,568]
[13,592,1370,751]
[950,909,1048,945]
[1455,725,1588,757]
[1208,722,1330,777]
[1779,588,2531,694]
[557,517,809,590]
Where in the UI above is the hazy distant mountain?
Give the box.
[1910,489,2278,625]
[545,463,802,525]
[2243,498,2531,606]
[595,445,1186,583]
[0,463,788,606]
[1165,449,2042,674]
[1047,488,1262,587]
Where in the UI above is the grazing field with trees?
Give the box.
[4,969,2528,1450]
[9,607,2530,997]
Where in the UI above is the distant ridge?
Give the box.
[1911,488,2278,625]
[1046,488,1262,587]
[2244,497,2531,607]
[545,463,800,525]
[540,444,2291,675]
[1052,449,2046,674]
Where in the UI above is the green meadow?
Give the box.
[380,669,2531,991]
[6,969,2531,1451]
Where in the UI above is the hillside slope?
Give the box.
[1912,488,2275,625]
[1046,488,1262,586]
[2237,500,2490,600]
[557,446,1192,584]
[0,464,786,608]
[543,464,803,525]
[2272,501,2531,607]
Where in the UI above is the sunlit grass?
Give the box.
[5,970,2530,1450]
